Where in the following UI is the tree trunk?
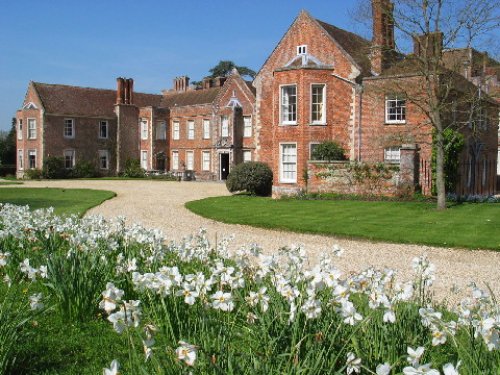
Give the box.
[435,128,447,210]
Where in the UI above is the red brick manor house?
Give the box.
[15,1,499,196]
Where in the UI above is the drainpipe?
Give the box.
[330,73,361,161]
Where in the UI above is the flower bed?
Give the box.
[0,203,498,374]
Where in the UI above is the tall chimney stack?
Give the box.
[116,77,125,104]
[127,78,134,104]
[371,0,395,75]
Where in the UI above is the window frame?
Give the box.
[28,149,37,169]
[279,143,298,183]
[309,142,321,160]
[172,150,179,170]
[385,95,406,124]
[280,84,297,125]
[187,120,195,140]
[18,149,23,170]
[172,121,180,140]
[63,149,75,169]
[186,150,194,170]
[18,119,23,140]
[203,119,210,139]
[98,150,109,170]
[27,118,36,139]
[384,146,401,164]
[221,116,229,138]
[243,150,252,163]
[140,150,148,170]
[243,116,252,138]
[64,118,75,139]
[297,45,307,55]
[310,84,326,125]
[140,119,148,140]
[156,121,167,140]
[99,120,109,139]
[202,151,210,171]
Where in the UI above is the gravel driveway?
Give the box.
[6,179,500,302]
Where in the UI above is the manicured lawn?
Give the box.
[0,188,115,216]
[186,196,500,250]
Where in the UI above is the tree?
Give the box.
[0,118,16,166]
[354,0,499,209]
[208,60,256,79]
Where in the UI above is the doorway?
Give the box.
[220,153,230,180]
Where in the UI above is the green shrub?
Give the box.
[226,161,273,196]
[122,159,145,178]
[42,157,68,179]
[311,141,346,162]
[72,160,98,178]
[24,168,43,180]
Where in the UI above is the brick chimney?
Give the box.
[413,32,443,59]
[127,78,134,104]
[371,0,395,75]
[173,76,190,92]
[116,77,125,104]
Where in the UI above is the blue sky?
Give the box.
[0,0,361,131]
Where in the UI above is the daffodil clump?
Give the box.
[0,203,499,374]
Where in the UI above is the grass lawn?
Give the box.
[0,188,115,216]
[186,196,500,250]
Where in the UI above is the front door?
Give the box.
[220,153,230,180]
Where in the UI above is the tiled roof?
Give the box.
[32,82,162,117]
[160,87,222,108]
[316,20,372,76]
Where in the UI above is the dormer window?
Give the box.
[297,45,307,55]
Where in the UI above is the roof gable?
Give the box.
[160,87,222,108]
[256,10,371,81]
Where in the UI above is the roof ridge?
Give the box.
[32,81,162,97]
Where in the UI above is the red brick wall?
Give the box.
[255,11,360,194]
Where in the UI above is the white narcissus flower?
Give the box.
[0,252,10,267]
[376,362,392,375]
[346,352,361,374]
[103,359,119,375]
[403,364,440,375]
[407,346,425,366]
[211,291,234,312]
[340,301,363,326]
[301,298,322,319]
[176,282,199,305]
[29,293,44,310]
[38,265,48,278]
[431,328,447,346]
[99,282,125,314]
[443,361,461,375]
[176,341,197,366]
[383,308,396,323]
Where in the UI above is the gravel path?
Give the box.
[5,179,500,302]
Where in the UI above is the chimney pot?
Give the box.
[116,77,125,104]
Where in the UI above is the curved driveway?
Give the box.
[7,180,500,301]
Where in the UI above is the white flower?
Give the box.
[376,362,392,375]
[107,300,141,334]
[176,341,197,366]
[301,298,322,319]
[443,361,461,375]
[211,291,234,312]
[103,359,119,375]
[39,265,48,278]
[383,308,396,323]
[419,307,442,328]
[340,300,363,326]
[0,252,10,267]
[99,282,125,314]
[246,287,270,313]
[403,364,440,375]
[126,257,137,272]
[20,258,37,280]
[29,293,44,310]
[407,346,425,366]
[346,352,361,374]
[176,282,199,305]
[3,274,12,287]
[431,328,447,346]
